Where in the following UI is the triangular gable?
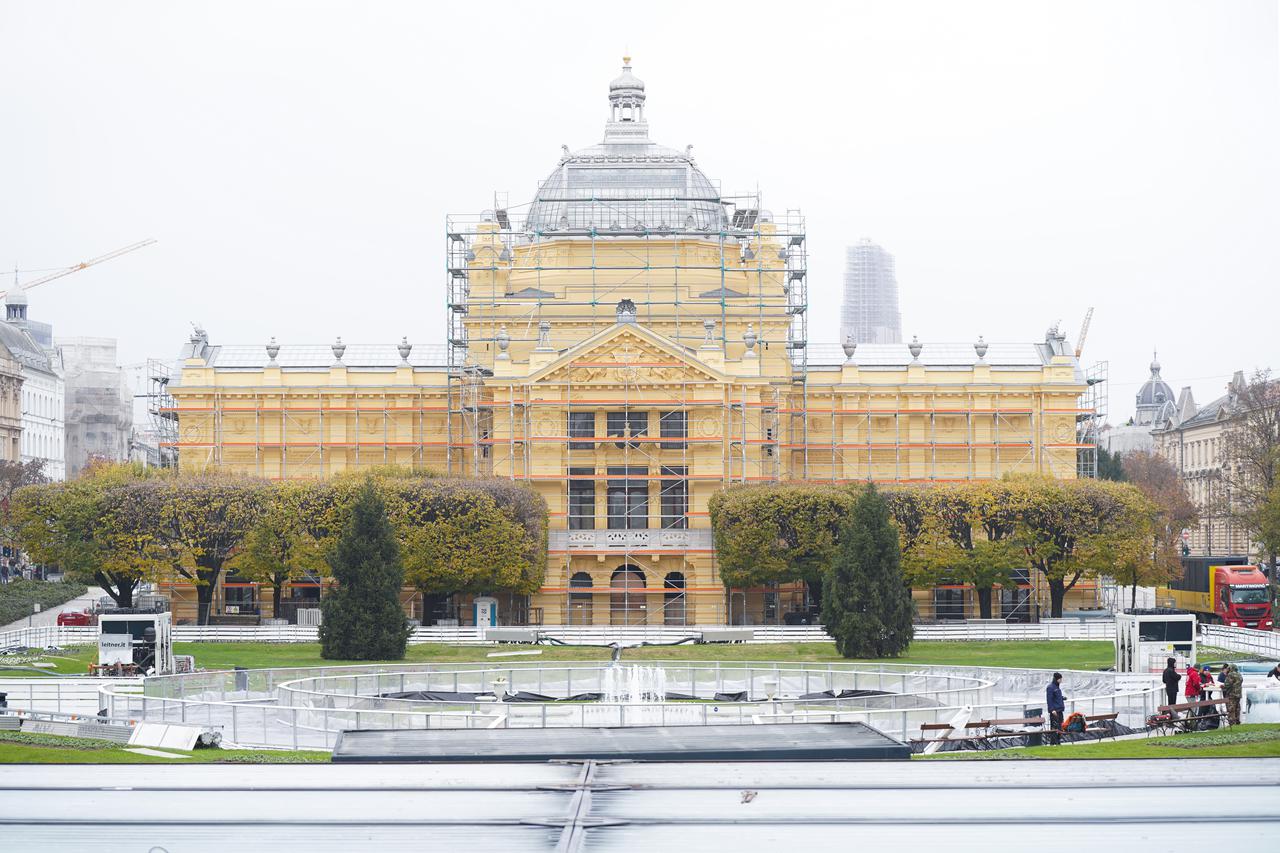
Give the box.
[526,322,727,385]
[507,286,556,299]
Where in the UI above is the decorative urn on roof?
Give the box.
[842,336,856,360]
[332,337,346,364]
[908,336,922,361]
[265,337,280,364]
[974,336,988,361]
[398,336,412,364]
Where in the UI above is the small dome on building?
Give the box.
[5,285,28,306]
[1134,351,1175,425]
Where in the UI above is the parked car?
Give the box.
[56,610,96,627]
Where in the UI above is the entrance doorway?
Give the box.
[610,565,647,625]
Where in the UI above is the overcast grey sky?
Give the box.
[2,1,1277,420]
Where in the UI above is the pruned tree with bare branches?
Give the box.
[1218,369,1280,594]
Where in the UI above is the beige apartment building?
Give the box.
[1152,371,1254,557]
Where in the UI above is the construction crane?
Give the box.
[1075,307,1094,359]
[1,239,157,298]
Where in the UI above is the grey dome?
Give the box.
[1134,352,1174,424]
[524,59,729,235]
[527,143,727,233]
[5,286,28,306]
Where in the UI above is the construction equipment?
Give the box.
[2,239,156,297]
[1074,307,1094,358]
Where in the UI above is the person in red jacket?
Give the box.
[1184,663,1202,718]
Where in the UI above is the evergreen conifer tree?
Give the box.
[319,480,410,660]
[821,484,914,657]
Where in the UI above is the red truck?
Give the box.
[56,610,96,627]
[1162,556,1273,629]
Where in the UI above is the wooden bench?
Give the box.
[1152,699,1226,735]
[981,717,1046,741]
[1084,712,1119,738]
[911,723,956,744]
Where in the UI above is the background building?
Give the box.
[1,287,64,480]
[0,341,23,462]
[1101,353,1175,455]
[57,337,133,478]
[1152,371,1253,557]
[840,238,902,346]
[170,61,1092,626]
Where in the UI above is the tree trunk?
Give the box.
[1048,578,1066,618]
[95,572,134,608]
[1131,581,1138,610]
[196,584,214,625]
[976,585,994,620]
[195,557,224,626]
[272,584,283,619]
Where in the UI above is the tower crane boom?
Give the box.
[2,239,157,297]
[1075,307,1094,359]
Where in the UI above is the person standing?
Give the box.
[1222,664,1243,726]
[1184,663,1202,724]
[1162,658,1181,710]
[1199,665,1215,700]
[1046,672,1066,745]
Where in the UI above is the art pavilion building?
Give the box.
[169,60,1094,626]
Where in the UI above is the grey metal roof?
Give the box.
[201,343,450,370]
[526,143,728,234]
[0,321,54,373]
[1177,393,1230,429]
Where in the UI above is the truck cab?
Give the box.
[1215,565,1272,629]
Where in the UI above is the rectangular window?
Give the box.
[607,466,648,529]
[660,466,688,529]
[659,411,687,449]
[933,587,965,621]
[607,411,648,449]
[568,412,595,450]
[568,467,595,530]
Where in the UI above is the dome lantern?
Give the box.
[606,55,647,142]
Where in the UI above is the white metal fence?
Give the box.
[1202,624,1280,658]
[93,660,1159,749]
[2,619,1124,650]
[0,677,140,715]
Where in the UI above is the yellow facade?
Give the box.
[169,60,1092,626]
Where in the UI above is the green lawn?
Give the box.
[0,730,328,764]
[2,639,1117,675]
[920,724,1280,760]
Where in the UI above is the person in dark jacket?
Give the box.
[1046,672,1066,744]
[1162,658,1181,710]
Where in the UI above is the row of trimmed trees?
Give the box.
[712,473,1189,619]
[11,464,547,625]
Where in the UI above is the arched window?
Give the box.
[663,571,687,626]
[568,571,594,626]
[610,565,647,626]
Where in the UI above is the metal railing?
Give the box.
[3,617,1131,649]
[92,660,1157,748]
[1202,624,1280,658]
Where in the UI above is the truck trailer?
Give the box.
[1161,555,1272,629]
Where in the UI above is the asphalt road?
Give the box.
[1,758,1277,852]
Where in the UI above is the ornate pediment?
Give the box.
[528,324,725,386]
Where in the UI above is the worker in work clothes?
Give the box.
[1162,658,1181,711]
[1222,664,1243,726]
[1046,672,1066,745]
